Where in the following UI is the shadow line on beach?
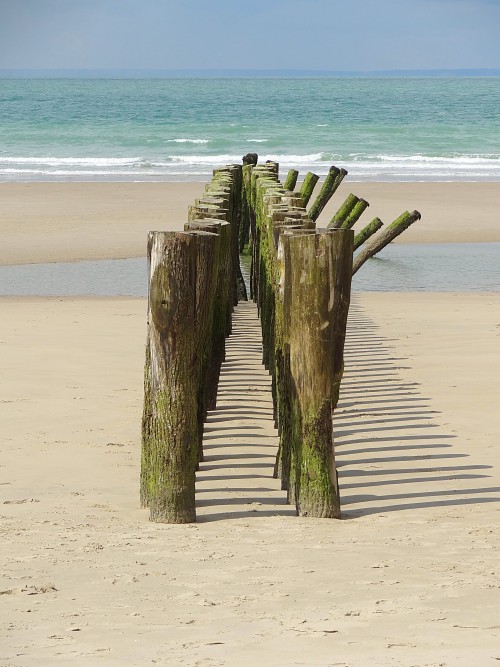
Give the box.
[195,302,290,522]
[335,296,498,518]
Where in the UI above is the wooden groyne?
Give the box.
[141,156,421,522]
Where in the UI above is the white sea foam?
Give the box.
[1,156,143,167]
[1,152,500,182]
[165,138,211,144]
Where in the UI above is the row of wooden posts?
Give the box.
[140,155,421,523]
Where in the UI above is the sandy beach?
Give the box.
[1,181,500,265]
[1,181,500,666]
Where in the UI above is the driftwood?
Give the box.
[352,210,422,274]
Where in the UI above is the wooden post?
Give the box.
[299,172,320,207]
[283,169,299,191]
[242,152,258,166]
[308,166,347,222]
[207,221,233,408]
[184,219,232,412]
[184,224,220,461]
[141,231,198,523]
[341,198,369,230]
[188,205,228,222]
[328,193,359,229]
[286,230,353,518]
[352,210,421,274]
[353,217,383,251]
[273,227,315,491]
[239,164,253,252]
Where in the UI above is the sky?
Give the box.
[0,0,500,72]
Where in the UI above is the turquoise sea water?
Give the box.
[1,77,500,182]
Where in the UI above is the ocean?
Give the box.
[1,76,500,182]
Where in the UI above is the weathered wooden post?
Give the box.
[141,231,199,523]
[299,172,320,207]
[286,229,353,518]
[308,166,347,222]
[352,210,421,274]
[341,198,370,229]
[328,193,360,229]
[185,219,233,413]
[184,222,221,461]
[353,217,384,250]
[273,227,315,491]
[283,169,299,191]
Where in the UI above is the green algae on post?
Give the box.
[353,217,384,251]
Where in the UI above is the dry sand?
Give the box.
[1,181,500,665]
[1,181,499,266]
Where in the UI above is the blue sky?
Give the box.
[1,0,499,71]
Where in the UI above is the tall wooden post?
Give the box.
[141,231,199,523]
[286,230,353,518]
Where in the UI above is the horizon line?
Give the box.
[1,67,500,79]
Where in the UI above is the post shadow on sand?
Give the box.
[195,297,500,522]
[335,297,500,517]
[195,302,296,522]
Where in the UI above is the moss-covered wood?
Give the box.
[352,209,422,274]
[188,229,219,462]
[273,227,315,491]
[353,217,384,251]
[141,231,199,523]
[328,193,359,229]
[286,231,353,518]
[308,166,346,222]
[299,172,320,207]
[283,169,299,191]
[341,198,369,230]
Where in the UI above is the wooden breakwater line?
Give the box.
[141,156,421,523]
[141,165,244,523]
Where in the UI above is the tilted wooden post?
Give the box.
[352,210,421,274]
[283,169,299,191]
[341,198,370,230]
[353,217,383,251]
[141,231,199,523]
[308,166,347,222]
[286,230,353,518]
[328,193,359,229]
[299,172,320,207]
